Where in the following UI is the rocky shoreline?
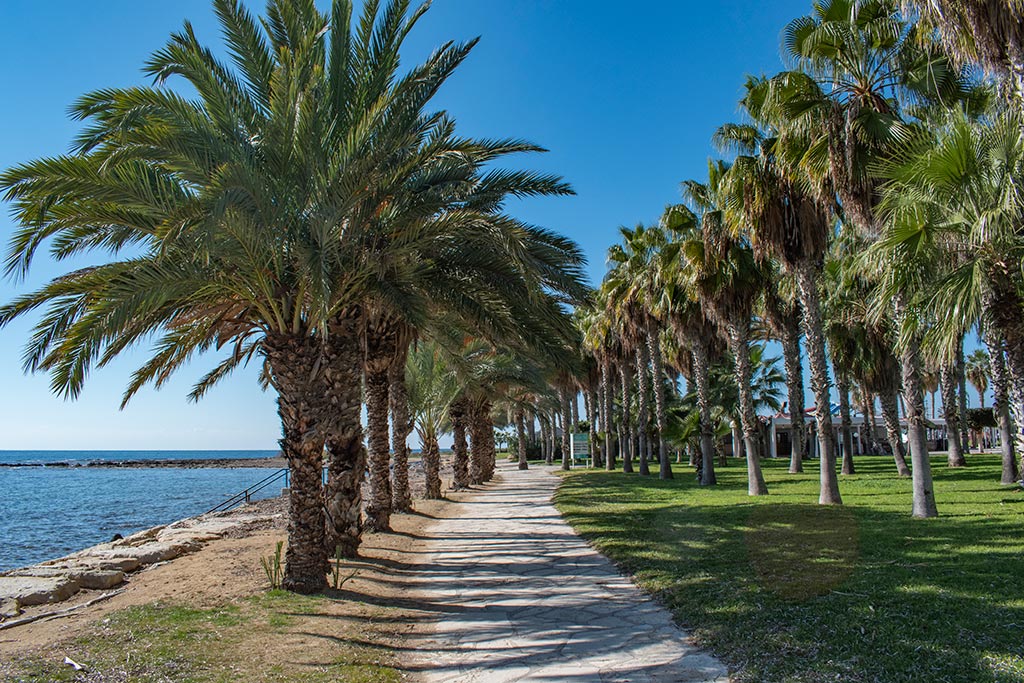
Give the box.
[0,497,286,624]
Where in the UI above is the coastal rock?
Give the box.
[0,576,79,606]
[75,557,142,573]
[7,566,126,590]
[123,541,197,565]
[66,552,142,573]
[73,569,125,590]
[0,598,20,619]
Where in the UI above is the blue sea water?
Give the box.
[0,450,282,572]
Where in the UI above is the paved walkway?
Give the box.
[408,462,728,682]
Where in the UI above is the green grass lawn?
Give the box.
[554,453,1024,683]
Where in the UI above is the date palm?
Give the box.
[405,340,459,498]
[0,0,470,592]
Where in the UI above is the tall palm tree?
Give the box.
[966,348,990,408]
[767,0,973,517]
[876,110,1024,462]
[671,163,769,495]
[1,0,469,592]
[985,338,1021,483]
[759,271,807,474]
[715,98,842,503]
[662,282,723,486]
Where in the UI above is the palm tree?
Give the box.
[966,348,990,408]
[985,338,1020,483]
[714,96,842,503]
[406,341,459,498]
[876,110,1024,463]
[904,0,1024,110]
[1,0,467,592]
[759,271,807,474]
[767,0,973,517]
[663,284,723,485]
[922,365,941,420]
[671,163,769,496]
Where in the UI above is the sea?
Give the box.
[0,450,282,572]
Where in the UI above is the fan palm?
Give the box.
[766,0,975,517]
[715,98,841,501]
[966,348,990,408]
[671,161,770,495]
[904,0,1024,110]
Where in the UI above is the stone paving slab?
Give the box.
[410,463,729,682]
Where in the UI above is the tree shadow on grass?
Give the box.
[557,469,1024,683]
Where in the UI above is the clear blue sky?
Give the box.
[1,0,852,450]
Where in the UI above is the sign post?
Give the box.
[571,433,590,468]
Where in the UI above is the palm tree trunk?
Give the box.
[570,390,579,435]
[957,339,970,451]
[364,367,392,531]
[547,409,557,466]
[421,431,442,499]
[941,362,966,467]
[515,407,529,470]
[469,400,488,485]
[538,413,549,463]
[619,362,635,473]
[648,321,673,480]
[795,263,842,504]
[322,318,367,560]
[389,356,413,513]
[692,340,716,486]
[483,406,496,480]
[264,333,329,594]
[603,359,617,470]
[895,297,938,518]
[560,387,572,471]
[781,319,806,473]
[636,342,651,476]
[450,398,470,489]
[587,388,601,468]
[730,421,742,464]
[880,391,912,476]
[860,387,876,455]
[838,373,855,475]
[988,336,1019,484]
[727,319,767,495]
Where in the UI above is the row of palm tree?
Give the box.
[0,0,588,593]
[571,0,1024,520]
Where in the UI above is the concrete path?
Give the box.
[408,462,728,682]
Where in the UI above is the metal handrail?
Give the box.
[205,465,336,515]
[205,468,289,514]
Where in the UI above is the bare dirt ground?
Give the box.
[0,457,471,682]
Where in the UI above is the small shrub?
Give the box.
[261,541,284,590]
[331,547,359,590]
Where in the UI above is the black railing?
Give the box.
[204,467,333,515]
[206,468,289,514]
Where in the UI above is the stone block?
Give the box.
[0,576,79,606]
